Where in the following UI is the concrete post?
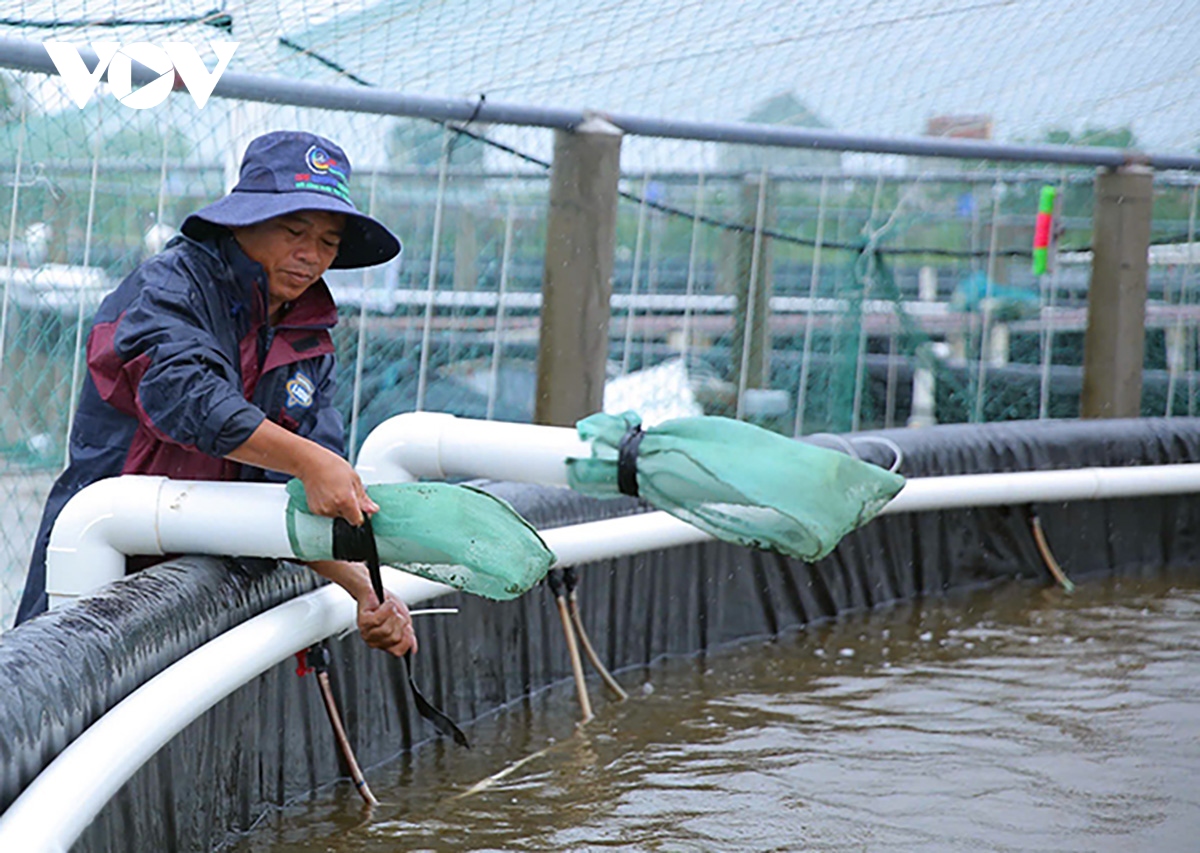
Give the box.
[535,116,622,427]
[732,173,773,398]
[1081,165,1153,418]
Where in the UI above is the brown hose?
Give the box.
[567,588,628,701]
[548,570,594,724]
[1031,513,1075,593]
[314,666,379,806]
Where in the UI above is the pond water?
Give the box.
[229,574,1200,852]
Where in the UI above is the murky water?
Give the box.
[230,576,1200,852]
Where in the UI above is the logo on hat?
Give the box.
[295,145,351,202]
[305,145,336,174]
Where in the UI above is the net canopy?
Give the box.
[0,0,1197,628]
[0,0,1194,169]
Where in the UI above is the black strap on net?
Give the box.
[333,516,470,748]
[617,425,646,498]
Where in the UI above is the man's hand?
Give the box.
[226,419,378,524]
[295,444,379,526]
[357,590,418,657]
[306,559,418,657]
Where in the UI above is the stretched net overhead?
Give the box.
[0,1,1196,626]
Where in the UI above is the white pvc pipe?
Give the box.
[539,462,1200,558]
[355,411,590,485]
[883,464,1200,512]
[13,452,1200,850]
[355,412,1200,509]
[0,569,450,853]
[541,512,702,565]
[47,477,297,610]
[59,437,1200,611]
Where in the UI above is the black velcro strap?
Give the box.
[332,517,378,569]
[617,425,646,498]
[334,515,469,748]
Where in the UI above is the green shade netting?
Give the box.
[285,480,555,600]
[566,412,905,562]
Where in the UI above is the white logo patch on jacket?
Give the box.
[285,371,315,409]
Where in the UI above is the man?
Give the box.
[15,130,416,659]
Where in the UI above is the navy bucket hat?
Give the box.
[181,131,400,269]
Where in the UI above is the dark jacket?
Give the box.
[15,229,344,624]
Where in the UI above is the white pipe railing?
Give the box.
[539,462,1200,558]
[15,410,1200,850]
[47,477,298,610]
[354,413,1200,508]
[0,512,754,853]
[355,411,590,485]
[0,569,450,853]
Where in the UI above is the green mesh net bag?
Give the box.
[285,479,555,600]
[566,412,905,562]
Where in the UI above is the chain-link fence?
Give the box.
[0,1,1197,626]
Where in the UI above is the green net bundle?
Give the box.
[285,480,555,600]
[566,412,905,562]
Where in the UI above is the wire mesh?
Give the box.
[0,1,1198,626]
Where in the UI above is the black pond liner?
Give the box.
[3,418,1200,851]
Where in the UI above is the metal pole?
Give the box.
[735,168,768,420]
[620,173,650,375]
[640,207,662,371]
[1167,184,1198,416]
[680,171,705,370]
[884,330,898,428]
[486,204,515,421]
[606,109,1200,172]
[4,35,1200,169]
[828,178,852,422]
[155,129,169,232]
[64,110,101,468]
[973,178,1003,423]
[1186,185,1198,416]
[794,175,827,436]
[0,95,26,386]
[416,129,451,413]
[347,169,378,461]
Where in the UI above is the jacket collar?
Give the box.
[274,277,339,331]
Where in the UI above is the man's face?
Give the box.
[231,210,345,313]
